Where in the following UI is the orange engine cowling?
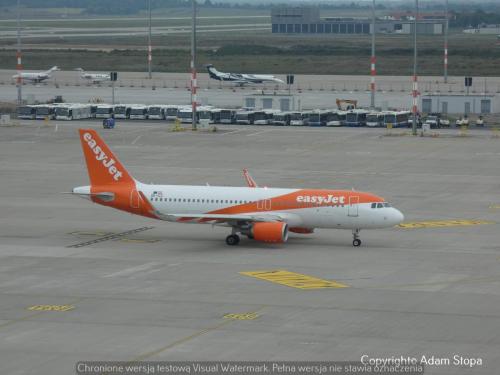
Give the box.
[251,222,289,243]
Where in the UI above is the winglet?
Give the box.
[243,168,258,188]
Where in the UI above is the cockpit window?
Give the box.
[371,203,377,209]
[377,203,383,208]
[383,203,391,207]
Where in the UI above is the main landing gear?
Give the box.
[226,234,240,246]
[352,229,362,247]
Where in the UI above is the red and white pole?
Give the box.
[191,60,197,123]
[190,0,197,130]
[370,55,376,95]
[412,74,419,115]
[16,0,22,105]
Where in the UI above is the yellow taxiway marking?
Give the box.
[240,270,349,290]
[27,304,75,312]
[223,312,259,320]
[489,204,500,209]
[398,219,495,229]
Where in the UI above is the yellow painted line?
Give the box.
[489,204,500,209]
[240,270,349,290]
[398,219,495,229]
[223,312,259,320]
[27,304,75,312]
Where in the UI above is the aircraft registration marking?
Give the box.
[398,219,495,229]
[223,312,259,320]
[240,270,349,290]
[27,305,75,312]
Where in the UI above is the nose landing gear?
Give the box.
[352,229,361,247]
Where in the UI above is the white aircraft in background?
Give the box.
[205,64,284,86]
[12,66,59,83]
[72,129,404,247]
[75,68,110,83]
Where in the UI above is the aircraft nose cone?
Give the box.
[392,208,405,225]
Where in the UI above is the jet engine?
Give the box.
[250,222,289,243]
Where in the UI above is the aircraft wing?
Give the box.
[154,210,286,224]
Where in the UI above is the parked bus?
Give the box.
[345,109,369,127]
[113,105,131,119]
[273,112,291,126]
[95,105,114,119]
[253,110,276,125]
[35,105,58,120]
[326,111,347,127]
[129,105,148,120]
[219,109,236,124]
[17,105,36,119]
[164,105,179,121]
[289,112,305,126]
[147,105,165,120]
[366,112,384,127]
[197,106,213,124]
[177,107,194,123]
[305,110,330,126]
[55,104,91,120]
[210,108,221,124]
[235,111,255,125]
[384,111,410,128]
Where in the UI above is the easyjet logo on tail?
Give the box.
[296,195,346,204]
[83,132,123,181]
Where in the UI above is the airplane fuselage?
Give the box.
[75,182,404,230]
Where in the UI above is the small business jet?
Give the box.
[72,129,404,246]
[12,66,60,83]
[75,68,110,83]
[205,64,284,86]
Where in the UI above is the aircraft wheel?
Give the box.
[353,239,362,247]
[226,234,240,246]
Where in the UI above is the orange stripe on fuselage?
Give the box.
[207,189,384,215]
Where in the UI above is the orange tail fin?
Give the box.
[78,129,134,186]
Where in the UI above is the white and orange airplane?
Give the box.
[72,129,404,246]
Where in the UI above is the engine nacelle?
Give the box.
[251,222,289,243]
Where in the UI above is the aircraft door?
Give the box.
[348,196,359,217]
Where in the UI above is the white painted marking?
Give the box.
[104,262,162,278]
[131,135,142,145]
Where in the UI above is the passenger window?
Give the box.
[371,203,376,209]
[377,203,383,208]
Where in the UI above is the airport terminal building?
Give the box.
[271,7,444,35]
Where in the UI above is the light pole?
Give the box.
[370,0,376,109]
[444,0,449,83]
[412,0,419,136]
[148,0,152,79]
[16,0,22,105]
[191,0,197,131]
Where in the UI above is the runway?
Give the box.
[0,121,499,374]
